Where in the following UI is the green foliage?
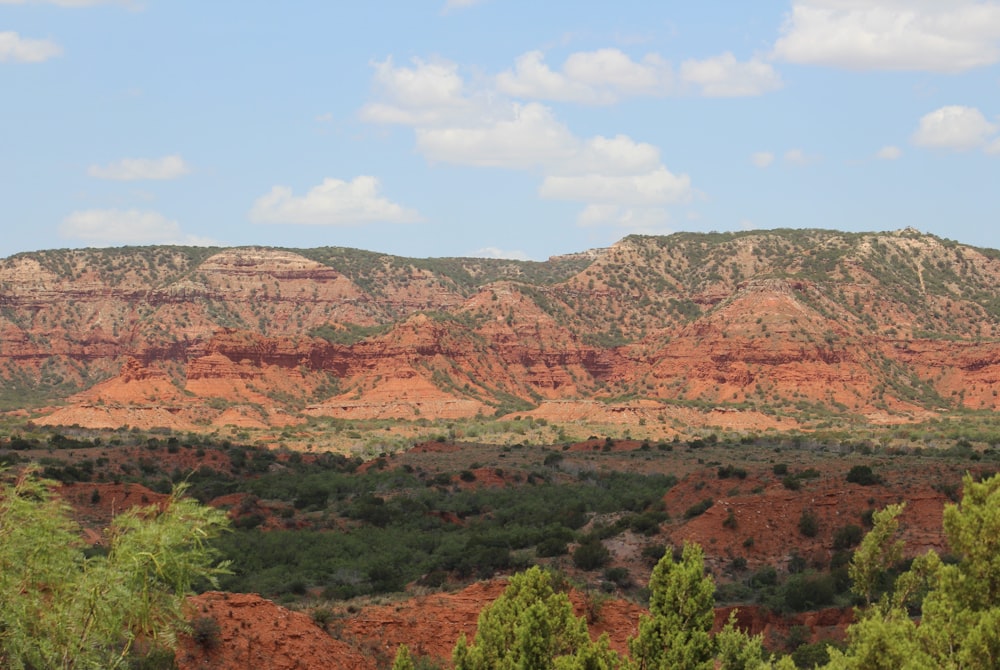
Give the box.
[714,612,768,670]
[452,566,623,670]
[0,468,230,670]
[798,509,819,538]
[781,573,837,612]
[790,641,833,669]
[830,473,1000,669]
[848,503,905,606]
[845,465,881,486]
[684,498,714,519]
[629,543,715,669]
[831,524,863,551]
[393,644,415,670]
[217,465,674,599]
[573,538,611,571]
[190,616,221,650]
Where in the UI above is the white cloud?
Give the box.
[498,48,779,102]
[773,0,1000,72]
[876,145,902,160]
[359,57,472,127]
[911,105,997,150]
[540,168,692,207]
[0,31,61,63]
[468,246,532,261]
[59,209,209,246]
[496,50,618,105]
[680,52,783,97]
[496,49,674,104]
[563,49,671,95]
[751,151,775,168]
[249,176,423,226]
[987,137,1000,155]
[361,56,695,231]
[416,102,579,169]
[573,135,662,176]
[87,155,190,180]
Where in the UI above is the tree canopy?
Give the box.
[0,468,230,669]
[452,565,623,670]
[828,472,1000,669]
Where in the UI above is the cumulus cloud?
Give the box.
[497,48,781,103]
[59,209,211,246]
[751,151,775,168]
[0,31,61,63]
[772,0,1000,72]
[497,49,674,104]
[987,137,1000,155]
[359,57,474,127]
[540,168,692,207]
[249,176,423,226]
[876,145,902,160]
[416,103,579,169]
[680,52,783,97]
[911,105,998,150]
[361,56,695,229]
[87,155,190,180]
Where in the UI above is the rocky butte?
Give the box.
[0,227,998,433]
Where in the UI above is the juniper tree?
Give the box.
[452,565,624,670]
[827,472,1000,669]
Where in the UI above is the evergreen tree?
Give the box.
[714,613,768,670]
[628,543,715,670]
[452,565,623,670]
[827,472,1000,669]
[392,644,416,670]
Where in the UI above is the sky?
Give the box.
[1,1,999,261]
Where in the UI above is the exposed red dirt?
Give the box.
[178,592,375,670]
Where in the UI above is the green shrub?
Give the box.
[798,509,819,537]
[782,475,802,491]
[782,572,836,612]
[573,539,611,571]
[536,537,569,558]
[190,616,221,650]
[684,498,714,519]
[846,465,881,486]
[832,524,863,550]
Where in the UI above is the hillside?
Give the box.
[1,228,998,434]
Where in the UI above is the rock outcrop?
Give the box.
[2,229,999,429]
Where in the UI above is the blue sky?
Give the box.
[2,0,999,261]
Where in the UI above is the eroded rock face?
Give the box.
[2,231,999,429]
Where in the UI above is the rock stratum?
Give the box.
[2,228,999,431]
